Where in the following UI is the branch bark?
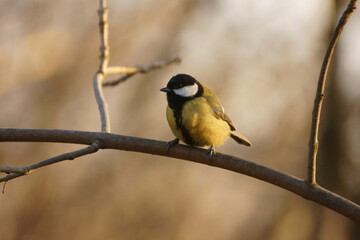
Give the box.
[0,128,359,222]
[307,0,357,185]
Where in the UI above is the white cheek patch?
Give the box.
[173,84,199,97]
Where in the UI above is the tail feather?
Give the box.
[230,132,252,147]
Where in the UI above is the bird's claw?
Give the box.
[166,138,179,151]
[207,145,215,157]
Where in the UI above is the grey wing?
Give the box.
[211,106,237,131]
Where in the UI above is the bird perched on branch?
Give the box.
[160,73,251,156]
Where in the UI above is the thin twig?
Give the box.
[307,0,357,185]
[103,57,181,87]
[0,128,359,222]
[2,181,6,194]
[93,0,111,132]
[0,166,29,174]
[0,140,102,183]
[105,66,140,75]
[93,73,111,132]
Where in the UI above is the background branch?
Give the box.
[92,0,179,131]
[307,0,357,185]
[102,57,181,87]
[93,0,111,132]
[93,73,111,132]
[0,128,359,222]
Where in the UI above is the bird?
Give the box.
[160,73,251,156]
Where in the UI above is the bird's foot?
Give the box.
[166,138,179,151]
[207,145,216,157]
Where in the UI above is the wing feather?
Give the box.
[202,87,237,131]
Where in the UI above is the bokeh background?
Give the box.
[0,0,359,239]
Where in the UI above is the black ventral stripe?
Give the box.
[173,109,195,146]
[166,82,204,146]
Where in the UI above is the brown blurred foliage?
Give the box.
[0,0,359,239]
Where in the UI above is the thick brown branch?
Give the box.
[102,57,181,87]
[307,0,357,185]
[0,128,359,222]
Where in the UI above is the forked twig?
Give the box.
[103,57,181,87]
[93,0,111,132]
[0,140,102,183]
[92,0,180,131]
[307,0,357,185]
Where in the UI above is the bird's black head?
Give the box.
[160,74,204,109]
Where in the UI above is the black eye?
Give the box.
[173,83,182,89]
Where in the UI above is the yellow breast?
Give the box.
[166,97,231,147]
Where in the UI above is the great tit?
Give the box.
[160,73,251,156]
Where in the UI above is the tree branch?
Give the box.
[93,73,111,132]
[102,57,181,87]
[0,140,102,182]
[0,128,359,222]
[307,0,357,185]
[93,0,111,132]
[92,0,180,131]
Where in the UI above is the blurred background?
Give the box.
[0,0,359,239]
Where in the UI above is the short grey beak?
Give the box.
[160,87,172,93]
